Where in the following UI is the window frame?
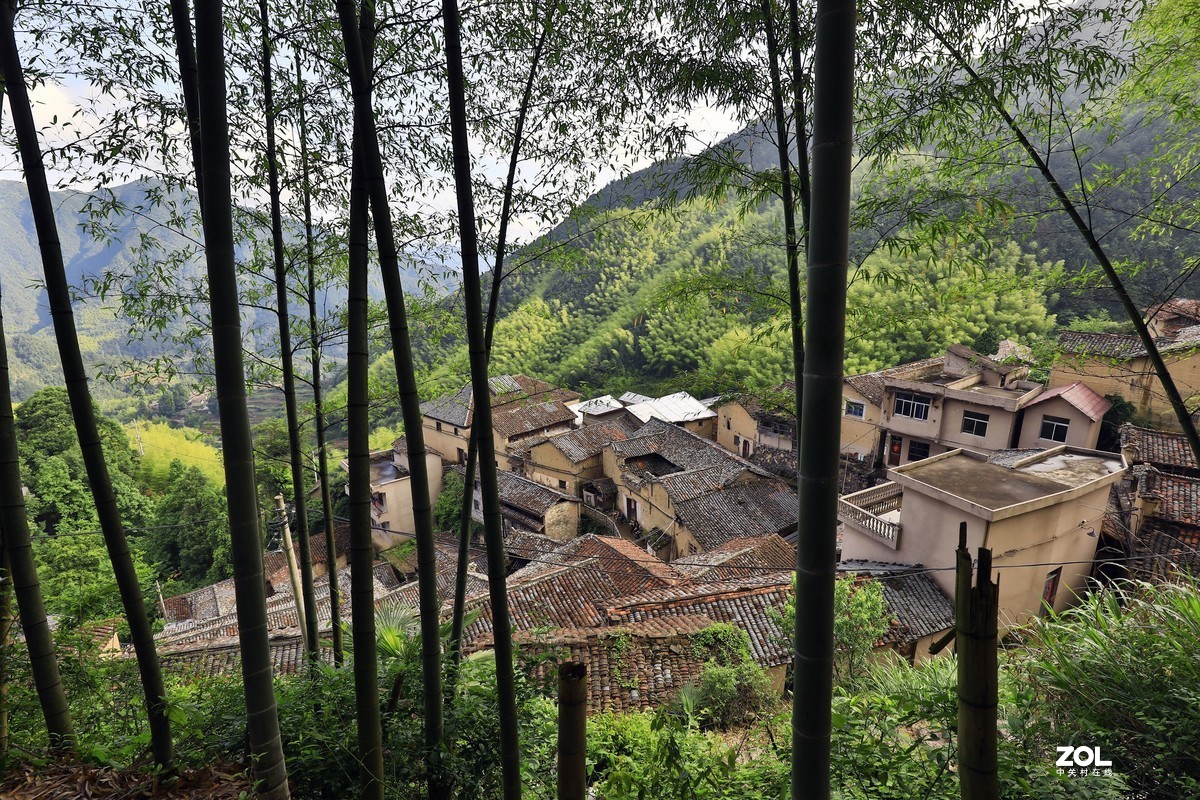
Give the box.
[961,410,990,437]
[844,399,866,418]
[893,391,931,421]
[907,440,931,462]
[1039,415,1070,443]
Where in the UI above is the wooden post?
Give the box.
[557,662,587,800]
[275,494,308,651]
[956,522,999,800]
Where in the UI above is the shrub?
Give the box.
[696,663,775,730]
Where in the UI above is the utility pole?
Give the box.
[275,494,308,651]
[955,522,1000,800]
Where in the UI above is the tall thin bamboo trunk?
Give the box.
[295,53,343,665]
[191,1,290,795]
[0,297,73,750]
[0,547,10,758]
[0,0,172,768]
[792,0,855,797]
[448,10,552,676]
[259,0,319,660]
[441,0,521,795]
[169,0,204,210]
[760,0,805,432]
[345,121,384,799]
[335,0,446,795]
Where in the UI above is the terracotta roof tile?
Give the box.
[845,357,946,406]
[672,534,794,580]
[1025,382,1112,421]
[1121,423,1198,472]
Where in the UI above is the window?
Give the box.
[961,410,990,437]
[733,434,741,446]
[725,417,731,430]
[558,479,568,490]
[435,421,443,432]
[844,400,865,418]
[893,391,931,421]
[1041,568,1062,615]
[1040,415,1070,443]
[907,441,931,461]
[453,426,459,435]
[473,499,481,511]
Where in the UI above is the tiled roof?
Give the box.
[499,617,717,714]
[495,470,578,517]
[1146,298,1200,325]
[157,560,400,646]
[605,573,794,669]
[844,357,945,406]
[162,524,352,625]
[1131,519,1200,579]
[459,535,686,651]
[945,343,1021,375]
[612,418,760,484]
[159,634,334,678]
[544,422,635,462]
[493,400,577,440]
[672,534,794,580]
[572,395,625,416]
[749,445,797,481]
[673,479,799,550]
[1121,423,1198,472]
[1056,330,1158,359]
[1025,381,1112,421]
[851,567,955,647]
[1141,468,1200,527]
[421,374,581,428]
[623,392,716,424]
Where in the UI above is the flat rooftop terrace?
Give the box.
[895,448,1124,512]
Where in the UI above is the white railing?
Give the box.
[838,482,902,545]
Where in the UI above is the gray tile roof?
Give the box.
[673,479,799,550]
[544,421,636,462]
[837,561,954,647]
[605,573,793,669]
[845,357,945,406]
[672,534,794,580]
[421,374,581,428]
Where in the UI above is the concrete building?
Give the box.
[343,439,443,540]
[838,446,1126,629]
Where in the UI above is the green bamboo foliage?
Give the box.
[441,0,522,795]
[190,0,290,795]
[259,0,319,660]
[908,10,1200,468]
[295,53,343,666]
[0,296,73,751]
[792,0,856,797]
[335,0,447,794]
[0,0,172,768]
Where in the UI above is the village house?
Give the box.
[1050,327,1200,430]
[1145,298,1200,339]
[160,524,352,626]
[714,383,795,460]
[602,418,797,560]
[1110,424,1200,580]
[566,394,627,426]
[420,374,581,467]
[878,345,1108,465]
[459,534,689,652]
[842,357,944,462]
[838,446,1126,629]
[523,420,638,496]
[341,439,444,538]
[465,467,582,541]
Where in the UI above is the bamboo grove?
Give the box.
[0,0,1199,798]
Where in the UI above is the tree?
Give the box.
[792,0,856,796]
[148,460,231,588]
[188,0,290,793]
[0,0,172,767]
[0,297,73,750]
